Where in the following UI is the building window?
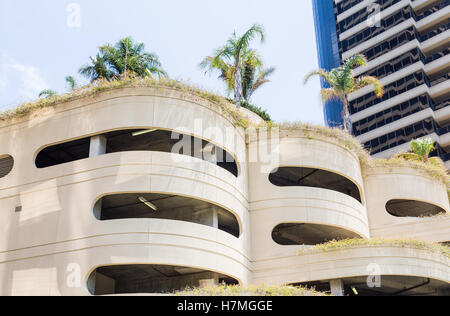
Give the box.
[0,155,14,179]
[269,167,362,203]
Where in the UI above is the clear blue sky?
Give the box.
[0,0,324,124]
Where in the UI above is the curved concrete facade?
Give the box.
[253,246,450,294]
[364,166,450,242]
[248,133,369,260]
[0,87,448,295]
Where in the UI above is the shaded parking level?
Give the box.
[386,199,447,217]
[269,167,362,203]
[295,275,450,296]
[35,129,238,177]
[272,223,361,246]
[95,193,240,238]
[88,265,239,295]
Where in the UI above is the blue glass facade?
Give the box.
[312,0,343,128]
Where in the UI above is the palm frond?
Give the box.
[235,24,265,57]
[304,69,330,85]
[353,76,385,97]
[320,88,340,103]
[38,89,57,98]
[65,76,76,91]
[249,67,276,98]
[343,54,367,69]
[145,67,168,79]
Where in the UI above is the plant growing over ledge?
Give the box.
[0,74,258,129]
[65,76,77,91]
[297,238,450,259]
[177,284,329,296]
[38,89,57,99]
[370,137,449,186]
[304,54,384,133]
[394,138,444,168]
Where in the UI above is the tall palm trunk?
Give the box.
[234,63,243,108]
[341,96,352,133]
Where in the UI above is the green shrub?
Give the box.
[226,99,272,122]
[177,284,329,296]
[298,238,450,258]
[369,157,449,187]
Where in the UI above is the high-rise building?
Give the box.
[313,0,450,167]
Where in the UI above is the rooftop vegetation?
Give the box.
[177,284,329,296]
[0,76,448,190]
[297,238,450,259]
[368,157,449,186]
[272,121,372,164]
[366,138,449,187]
[0,75,257,129]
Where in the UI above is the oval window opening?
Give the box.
[0,155,14,179]
[272,223,361,246]
[88,265,239,295]
[269,167,362,203]
[36,129,238,177]
[386,199,447,217]
[95,193,240,238]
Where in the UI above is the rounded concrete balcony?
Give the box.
[1,86,248,193]
[252,245,450,295]
[0,222,250,295]
[363,165,450,240]
[0,151,250,250]
[248,131,369,260]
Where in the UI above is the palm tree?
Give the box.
[395,138,444,167]
[200,24,266,108]
[304,54,384,133]
[79,37,167,82]
[65,76,77,91]
[100,36,167,79]
[79,53,112,81]
[38,89,57,98]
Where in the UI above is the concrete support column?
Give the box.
[212,207,219,229]
[193,207,219,229]
[199,273,219,288]
[89,135,107,157]
[330,279,345,296]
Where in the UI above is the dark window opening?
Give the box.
[386,199,447,217]
[269,167,362,203]
[105,129,238,177]
[0,155,14,178]
[272,223,361,246]
[35,137,90,168]
[95,193,240,238]
[88,265,239,295]
[35,129,238,177]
